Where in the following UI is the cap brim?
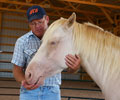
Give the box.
[28,15,43,22]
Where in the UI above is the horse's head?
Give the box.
[25,13,77,85]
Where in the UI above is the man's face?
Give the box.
[29,16,49,39]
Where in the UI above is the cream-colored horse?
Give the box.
[25,13,120,100]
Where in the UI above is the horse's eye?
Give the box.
[50,41,56,45]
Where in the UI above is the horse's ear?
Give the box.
[65,12,76,28]
[60,17,64,19]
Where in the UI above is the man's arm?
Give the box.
[13,65,25,83]
[65,54,81,73]
[13,65,39,90]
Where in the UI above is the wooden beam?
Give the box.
[68,2,76,10]
[0,0,104,16]
[0,69,12,73]
[61,0,120,9]
[84,14,94,24]
[4,18,27,23]
[3,26,29,31]
[0,77,15,81]
[91,0,96,3]
[0,34,19,38]
[6,12,26,17]
[0,0,38,7]
[100,7,114,25]
[0,7,26,13]
[62,71,79,74]
[47,6,103,16]
[0,7,87,21]
[0,51,13,54]
[0,43,14,46]
[113,26,120,36]
[48,11,87,21]
[26,0,32,3]
[0,60,11,63]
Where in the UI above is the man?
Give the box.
[11,5,80,100]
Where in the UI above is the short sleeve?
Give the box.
[11,38,26,67]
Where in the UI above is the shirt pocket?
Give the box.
[24,49,37,62]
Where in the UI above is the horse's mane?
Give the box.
[73,20,120,81]
[73,21,120,53]
[84,22,104,31]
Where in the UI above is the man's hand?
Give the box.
[65,54,81,73]
[22,80,39,90]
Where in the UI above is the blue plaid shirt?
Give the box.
[11,31,61,86]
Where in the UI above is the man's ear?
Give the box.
[65,12,76,29]
[45,15,49,24]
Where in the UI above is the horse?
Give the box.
[25,13,120,100]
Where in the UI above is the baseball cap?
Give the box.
[27,5,46,22]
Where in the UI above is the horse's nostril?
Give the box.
[28,73,31,78]
[27,72,32,79]
[25,72,34,84]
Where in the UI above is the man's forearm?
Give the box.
[13,65,25,83]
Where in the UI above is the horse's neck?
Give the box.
[73,23,106,88]
[74,23,120,90]
[73,23,120,100]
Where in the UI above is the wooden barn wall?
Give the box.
[0,12,29,78]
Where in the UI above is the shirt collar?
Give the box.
[28,31,41,41]
[28,31,34,37]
